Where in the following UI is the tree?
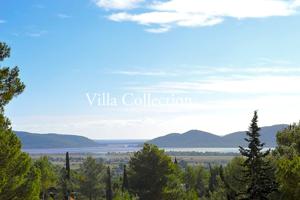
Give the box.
[0,41,39,199]
[220,157,246,200]
[66,152,70,180]
[184,166,197,192]
[239,111,277,200]
[78,156,105,200]
[106,166,113,200]
[113,190,137,200]
[122,165,129,192]
[0,42,25,111]
[208,164,219,194]
[59,152,72,200]
[184,165,208,197]
[34,156,57,200]
[274,123,300,199]
[162,174,187,200]
[275,122,300,158]
[174,157,178,164]
[128,143,177,200]
[276,156,300,199]
[25,166,41,200]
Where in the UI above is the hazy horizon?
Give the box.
[14,123,288,140]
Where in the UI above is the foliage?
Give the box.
[239,111,277,200]
[106,166,113,200]
[0,42,10,61]
[221,157,246,199]
[22,166,41,200]
[208,164,220,193]
[78,156,106,200]
[274,123,300,199]
[122,165,129,192]
[0,42,25,112]
[113,190,137,200]
[161,174,186,200]
[276,156,300,199]
[184,165,208,197]
[128,143,177,200]
[0,41,39,199]
[57,152,79,200]
[275,123,300,158]
[34,156,57,199]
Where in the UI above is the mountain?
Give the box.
[15,131,100,149]
[222,124,287,147]
[148,124,288,148]
[15,124,288,149]
[149,130,223,147]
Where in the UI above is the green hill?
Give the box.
[148,124,288,148]
[15,131,100,149]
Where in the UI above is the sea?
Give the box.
[22,140,273,154]
[23,147,244,154]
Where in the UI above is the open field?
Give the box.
[30,151,238,170]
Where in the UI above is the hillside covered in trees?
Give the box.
[148,124,287,148]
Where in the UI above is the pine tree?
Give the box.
[78,156,105,200]
[0,41,40,199]
[174,157,178,164]
[128,144,177,200]
[34,156,57,200]
[106,166,113,200]
[122,165,129,192]
[0,42,25,110]
[239,111,277,200]
[219,165,237,200]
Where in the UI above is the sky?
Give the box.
[1,0,300,139]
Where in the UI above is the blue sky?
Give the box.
[1,0,300,139]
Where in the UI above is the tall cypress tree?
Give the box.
[174,157,178,164]
[106,166,112,200]
[63,152,71,200]
[239,111,277,200]
[66,152,70,180]
[122,165,129,192]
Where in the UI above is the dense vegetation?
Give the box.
[1,42,300,199]
[0,42,40,199]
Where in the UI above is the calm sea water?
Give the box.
[22,146,249,154]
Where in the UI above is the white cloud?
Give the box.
[57,13,71,19]
[292,0,300,7]
[112,70,177,76]
[95,0,144,10]
[0,19,6,24]
[127,75,300,94]
[113,66,300,78]
[108,11,224,28]
[98,0,300,32]
[145,25,171,33]
[151,0,296,18]
[26,30,48,37]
